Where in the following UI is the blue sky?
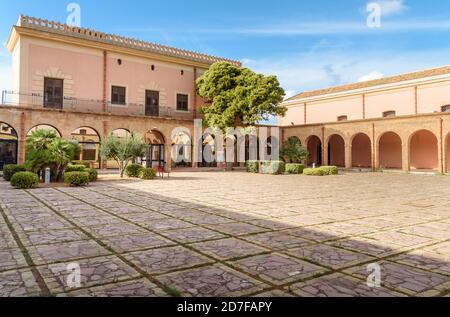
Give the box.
[2,0,450,99]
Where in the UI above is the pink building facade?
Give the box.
[0,16,240,170]
[279,67,450,173]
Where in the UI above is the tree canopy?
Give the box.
[280,137,309,163]
[196,62,286,130]
[100,133,147,177]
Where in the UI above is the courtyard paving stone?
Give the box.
[0,269,42,297]
[0,172,449,297]
[231,253,328,285]
[156,264,267,297]
[165,227,226,244]
[0,249,28,272]
[27,240,111,265]
[68,278,168,297]
[38,256,141,294]
[191,238,269,261]
[344,261,450,296]
[101,233,175,253]
[287,244,375,270]
[288,273,405,297]
[17,229,89,247]
[123,246,213,275]
[242,231,314,251]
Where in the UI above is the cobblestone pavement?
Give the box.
[0,172,449,297]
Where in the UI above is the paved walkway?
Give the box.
[0,172,449,297]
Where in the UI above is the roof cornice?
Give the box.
[7,15,242,69]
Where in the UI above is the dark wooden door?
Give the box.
[145,90,159,117]
[44,78,63,109]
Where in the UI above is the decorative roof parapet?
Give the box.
[16,15,241,67]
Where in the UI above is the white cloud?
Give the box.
[358,71,384,82]
[375,0,408,17]
[242,49,450,95]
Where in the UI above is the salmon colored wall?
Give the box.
[410,130,438,170]
[279,105,304,126]
[307,97,363,124]
[379,132,402,169]
[107,55,196,107]
[417,82,450,114]
[352,133,372,167]
[23,39,200,111]
[328,135,345,167]
[365,88,415,119]
[28,43,104,100]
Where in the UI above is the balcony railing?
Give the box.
[1,91,198,120]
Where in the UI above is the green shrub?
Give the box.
[3,164,27,181]
[72,160,91,168]
[10,172,39,189]
[85,168,98,182]
[245,161,259,173]
[320,166,339,175]
[125,164,144,178]
[65,165,87,172]
[140,168,157,180]
[285,163,305,174]
[260,161,285,175]
[304,168,325,176]
[64,172,90,187]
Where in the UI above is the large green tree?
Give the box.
[197,62,287,129]
[25,129,80,181]
[280,137,309,163]
[100,133,147,178]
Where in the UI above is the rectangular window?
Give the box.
[442,105,450,113]
[383,111,396,118]
[44,78,63,109]
[176,94,189,111]
[111,86,126,105]
[337,115,348,122]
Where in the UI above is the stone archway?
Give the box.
[328,134,345,167]
[307,135,322,166]
[378,132,402,169]
[409,130,438,170]
[352,133,372,168]
[0,122,18,170]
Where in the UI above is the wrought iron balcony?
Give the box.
[1,90,198,120]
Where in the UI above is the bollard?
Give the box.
[45,167,51,185]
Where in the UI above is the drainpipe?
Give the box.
[414,86,418,115]
[304,103,307,124]
[102,50,108,113]
[193,67,197,119]
[372,123,376,171]
[321,126,325,165]
[440,117,444,174]
[362,94,366,119]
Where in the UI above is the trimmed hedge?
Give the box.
[10,172,40,189]
[65,165,87,172]
[64,171,90,187]
[245,161,259,173]
[285,163,305,174]
[320,166,339,175]
[3,164,27,181]
[72,160,91,168]
[85,168,98,182]
[125,164,144,178]
[304,168,325,176]
[140,168,157,180]
[260,161,285,175]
